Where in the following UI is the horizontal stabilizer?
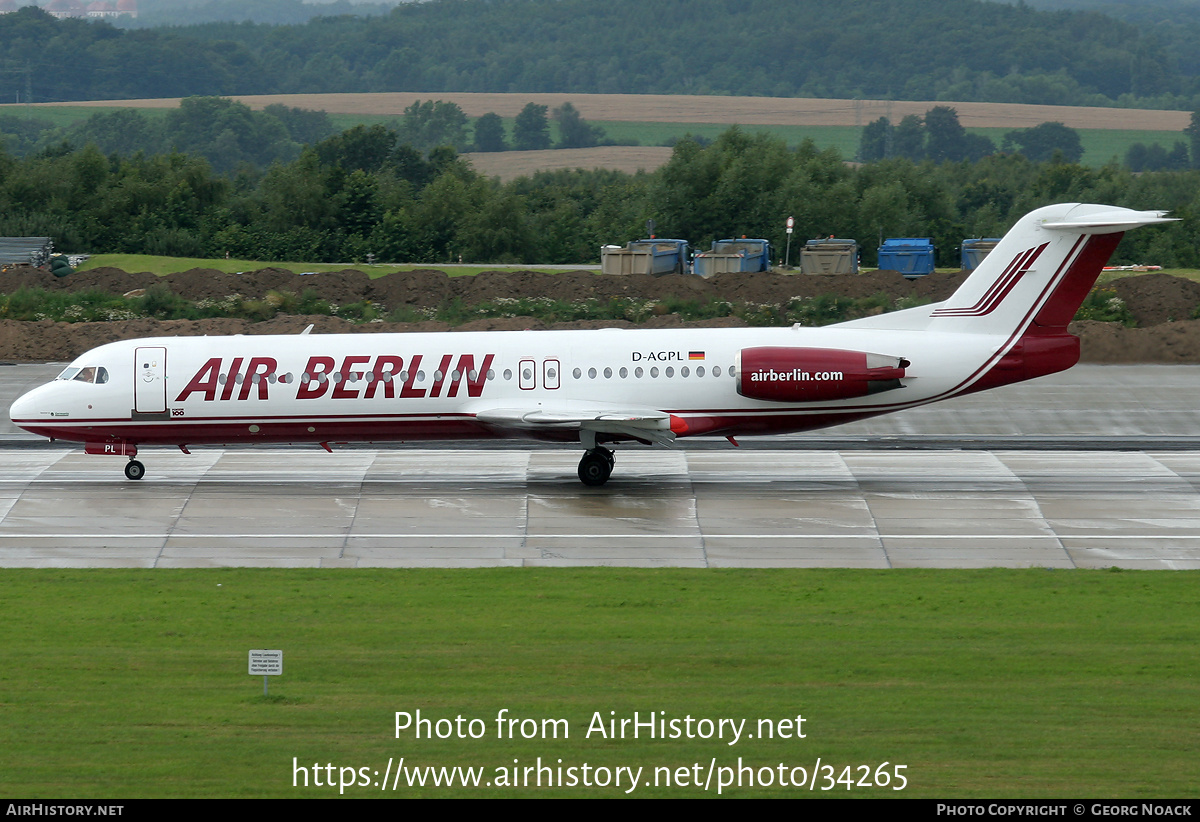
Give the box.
[1040,208,1177,234]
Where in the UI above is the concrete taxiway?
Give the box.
[3,363,1200,569]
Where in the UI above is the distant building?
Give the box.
[0,0,137,18]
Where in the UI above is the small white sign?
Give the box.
[249,649,283,676]
[786,216,795,234]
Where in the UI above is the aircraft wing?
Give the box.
[474,403,678,446]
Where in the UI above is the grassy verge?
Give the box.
[1,567,1197,798]
[76,254,519,278]
[0,287,929,327]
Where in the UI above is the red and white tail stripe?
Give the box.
[931,242,1049,317]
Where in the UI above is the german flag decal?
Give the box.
[689,351,705,361]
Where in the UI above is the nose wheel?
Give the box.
[577,447,614,486]
[124,459,145,481]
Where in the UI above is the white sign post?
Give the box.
[785,216,795,268]
[249,649,283,696]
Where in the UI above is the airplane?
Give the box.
[8,202,1175,486]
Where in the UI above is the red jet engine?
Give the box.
[737,347,908,402]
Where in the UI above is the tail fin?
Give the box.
[928,203,1174,336]
[936,203,1174,394]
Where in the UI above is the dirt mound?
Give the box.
[369,268,453,307]
[1072,319,1200,363]
[162,267,305,301]
[8,265,1200,362]
[705,268,966,304]
[0,264,160,294]
[1111,273,1200,326]
[292,269,373,306]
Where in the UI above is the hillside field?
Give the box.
[8,93,1190,177]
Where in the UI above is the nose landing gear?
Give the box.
[577,447,615,486]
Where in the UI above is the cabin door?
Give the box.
[134,346,167,414]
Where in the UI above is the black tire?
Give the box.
[124,460,145,481]
[577,452,612,486]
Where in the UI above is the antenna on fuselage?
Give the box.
[300,324,314,335]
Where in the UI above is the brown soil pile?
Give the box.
[1110,273,1200,326]
[2,267,1198,363]
[10,264,965,307]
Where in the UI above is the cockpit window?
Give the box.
[57,367,80,381]
[70,366,109,385]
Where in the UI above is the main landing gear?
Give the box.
[124,459,145,481]
[577,447,615,486]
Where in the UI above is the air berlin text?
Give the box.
[750,369,845,383]
[174,354,495,403]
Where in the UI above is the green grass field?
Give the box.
[1,568,1196,798]
[77,254,506,278]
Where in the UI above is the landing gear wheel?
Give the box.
[124,459,145,481]
[578,448,614,487]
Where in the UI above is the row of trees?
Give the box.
[6,0,1200,109]
[163,0,1200,108]
[479,103,611,152]
[861,104,1200,172]
[0,98,615,172]
[1119,109,1200,172]
[859,107,1084,164]
[1,124,1198,270]
[11,96,1200,181]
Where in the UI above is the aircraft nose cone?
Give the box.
[9,386,42,432]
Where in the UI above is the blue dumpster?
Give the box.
[878,238,936,277]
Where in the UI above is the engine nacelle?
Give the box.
[737,347,908,403]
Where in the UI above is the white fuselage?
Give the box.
[9,324,999,447]
[8,204,1178,484]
